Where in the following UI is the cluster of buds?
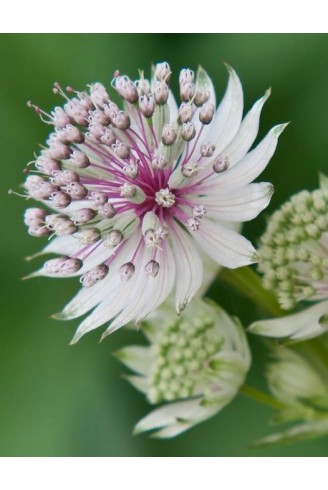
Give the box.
[258,179,328,309]
[116,299,251,437]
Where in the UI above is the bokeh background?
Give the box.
[1,33,328,456]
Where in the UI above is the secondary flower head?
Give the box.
[18,61,285,341]
[249,175,328,341]
[258,176,328,310]
[255,346,328,446]
[116,298,251,438]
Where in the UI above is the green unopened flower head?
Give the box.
[255,345,328,446]
[259,176,328,310]
[116,298,251,438]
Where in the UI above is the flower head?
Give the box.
[258,178,328,310]
[249,176,328,341]
[116,298,251,438]
[19,62,285,341]
[255,345,328,446]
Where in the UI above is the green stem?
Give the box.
[240,384,286,411]
[218,266,284,317]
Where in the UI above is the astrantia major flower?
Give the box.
[249,175,328,340]
[116,298,251,438]
[18,62,285,342]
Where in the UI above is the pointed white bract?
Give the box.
[20,62,285,341]
[116,298,251,438]
[255,346,328,446]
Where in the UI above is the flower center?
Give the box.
[154,187,176,208]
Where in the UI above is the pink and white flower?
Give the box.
[20,62,286,342]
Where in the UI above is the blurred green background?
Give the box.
[1,33,328,456]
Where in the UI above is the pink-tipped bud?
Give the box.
[52,170,79,186]
[123,161,139,179]
[48,139,72,160]
[179,68,195,85]
[24,175,44,190]
[155,62,171,82]
[135,78,151,97]
[114,75,138,104]
[182,162,199,178]
[64,98,89,126]
[35,155,61,175]
[89,191,108,207]
[145,259,160,277]
[78,228,101,244]
[44,256,83,276]
[29,181,59,200]
[186,217,201,231]
[71,208,96,225]
[88,108,110,126]
[80,264,109,288]
[52,107,71,128]
[194,89,210,107]
[161,124,177,146]
[120,262,135,281]
[100,128,116,146]
[98,201,116,219]
[89,83,109,107]
[213,155,229,174]
[49,191,72,209]
[57,124,84,144]
[88,121,106,140]
[65,182,88,199]
[192,205,207,219]
[28,224,50,237]
[181,122,196,142]
[151,154,168,171]
[139,94,155,118]
[103,101,119,120]
[154,81,169,105]
[24,208,48,226]
[200,142,216,157]
[199,103,215,124]
[111,111,130,130]
[67,150,90,168]
[120,183,136,198]
[105,229,123,248]
[178,102,194,124]
[180,82,195,102]
[51,216,77,236]
[113,141,130,159]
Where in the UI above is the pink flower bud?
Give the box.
[200,142,216,157]
[35,155,61,175]
[155,62,171,82]
[181,122,196,141]
[139,94,155,118]
[51,107,71,128]
[52,170,79,186]
[199,103,215,124]
[65,182,88,199]
[213,156,229,174]
[113,141,130,159]
[78,228,101,244]
[71,208,96,225]
[161,124,177,146]
[98,201,116,219]
[89,191,108,206]
[80,264,109,288]
[88,108,110,126]
[49,191,72,209]
[105,229,123,248]
[120,262,135,281]
[100,128,116,146]
[154,81,169,105]
[44,256,83,275]
[145,260,160,277]
[103,101,119,120]
[89,83,109,107]
[178,102,194,124]
[111,111,130,130]
[67,150,90,168]
[114,75,138,104]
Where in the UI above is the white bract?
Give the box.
[20,62,285,342]
[116,298,251,438]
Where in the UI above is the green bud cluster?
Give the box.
[147,314,223,404]
[259,188,328,309]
